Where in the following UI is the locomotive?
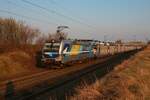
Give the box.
[36,39,98,67]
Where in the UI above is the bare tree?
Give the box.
[0,18,40,47]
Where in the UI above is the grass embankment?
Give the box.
[0,45,40,81]
[70,46,150,100]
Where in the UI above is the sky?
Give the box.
[0,0,150,41]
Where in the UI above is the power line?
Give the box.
[21,0,97,32]
[0,9,93,35]
[5,0,60,26]
[0,9,58,26]
[1,0,96,35]
[5,0,42,16]
[50,0,98,30]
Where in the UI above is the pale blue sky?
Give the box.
[0,0,150,41]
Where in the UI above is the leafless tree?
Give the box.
[0,18,40,47]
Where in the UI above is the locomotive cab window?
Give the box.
[43,43,60,52]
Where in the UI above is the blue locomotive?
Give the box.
[37,39,97,67]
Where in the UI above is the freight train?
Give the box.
[36,39,144,67]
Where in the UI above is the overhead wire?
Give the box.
[0,9,58,26]
[2,0,91,35]
[0,10,91,36]
[21,0,97,33]
[5,0,59,26]
[50,0,98,30]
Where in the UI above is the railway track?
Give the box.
[0,49,141,100]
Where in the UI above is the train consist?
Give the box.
[36,39,145,67]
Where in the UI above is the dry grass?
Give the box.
[0,51,31,81]
[70,45,150,100]
[69,80,102,100]
[0,45,40,81]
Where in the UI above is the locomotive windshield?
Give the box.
[43,43,60,52]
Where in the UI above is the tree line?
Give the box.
[0,18,67,47]
[0,18,40,45]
